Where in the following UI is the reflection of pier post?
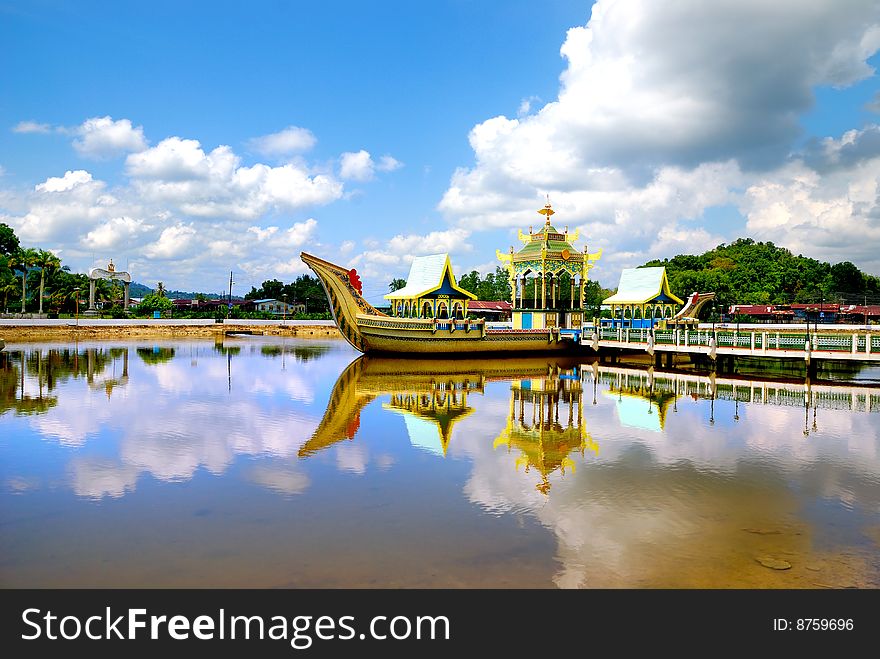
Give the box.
[87,348,95,382]
[122,349,129,377]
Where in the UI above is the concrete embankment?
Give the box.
[0,319,341,343]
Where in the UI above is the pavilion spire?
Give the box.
[537,197,555,225]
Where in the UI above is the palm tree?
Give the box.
[8,248,38,313]
[1,281,18,313]
[34,249,61,314]
[157,281,166,297]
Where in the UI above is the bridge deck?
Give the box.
[582,327,880,362]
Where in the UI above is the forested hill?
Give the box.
[642,238,880,306]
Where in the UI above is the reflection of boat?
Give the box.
[301,252,576,355]
[300,355,582,458]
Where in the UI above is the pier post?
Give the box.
[762,332,767,354]
[868,334,872,355]
[750,332,755,352]
[853,333,858,354]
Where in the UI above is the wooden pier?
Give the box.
[581,326,880,372]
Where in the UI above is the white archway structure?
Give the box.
[86,261,132,314]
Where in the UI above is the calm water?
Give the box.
[1,338,879,588]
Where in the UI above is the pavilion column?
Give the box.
[551,275,556,308]
[533,276,537,309]
[570,277,575,310]
[123,281,130,310]
[88,280,96,311]
[541,273,546,310]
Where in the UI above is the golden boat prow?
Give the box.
[301,251,575,355]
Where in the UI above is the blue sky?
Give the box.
[2,0,880,302]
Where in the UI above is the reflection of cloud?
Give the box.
[248,465,310,496]
[21,341,353,499]
[374,454,396,471]
[68,457,139,499]
[6,476,39,494]
[459,379,880,588]
[336,444,368,475]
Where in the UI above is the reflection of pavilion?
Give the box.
[494,366,597,494]
[602,368,677,433]
[384,384,478,456]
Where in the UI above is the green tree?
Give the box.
[0,223,19,256]
[1,281,18,313]
[457,271,480,295]
[388,278,406,292]
[137,293,173,315]
[8,248,38,313]
[260,279,285,299]
[641,239,880,307]
[156,282,166,297]
[34,250,61,314]
[492,266,512,301]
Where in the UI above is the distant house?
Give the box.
[728,305,794,322]
[730,303,880,325]
[838,305,880,324]
[467,300,512,321]
[250,298,303,315]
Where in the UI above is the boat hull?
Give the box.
[358,318,574,354]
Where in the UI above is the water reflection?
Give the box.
[1,340,878,588]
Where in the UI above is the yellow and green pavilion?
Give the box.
[498,203,602,330]
[384,253,476,319]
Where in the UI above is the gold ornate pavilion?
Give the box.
[498,203,602,330]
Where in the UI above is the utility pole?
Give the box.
[227,271,234,318]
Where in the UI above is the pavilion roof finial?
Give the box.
[537,196,555,225]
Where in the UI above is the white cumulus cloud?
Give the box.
[13,120,52,134]
[73,116,148,158]
[440,0,880,281]
[339,150,375,181]
[35,170,94,193]
[247,126,317,156]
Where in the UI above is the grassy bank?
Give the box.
[0,323,341,343]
